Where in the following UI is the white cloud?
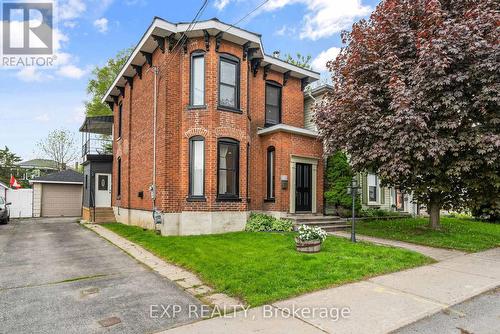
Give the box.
[35,113,50,122]
[93,18,109,33]
[59,0,87,20]
[265,0,371,40]
[274,24,296,36]
[57,64,87,79]
[70,105,86,124]
[214,0,231,10]
[312,46,341,72]
[16,68,44,82]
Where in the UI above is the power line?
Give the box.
[225,0,270,33]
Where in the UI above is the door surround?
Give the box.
[95,173,112,207]
[289,155,318,214]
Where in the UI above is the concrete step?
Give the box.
[293,223,351,232]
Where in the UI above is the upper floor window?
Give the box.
[218,54,240,110]
[368,173,378,203]
[265,82,281,126]
[267,146,275,200]
[190,51,205,106]
[218,138,239,199]
[189,136,205,197]
[118,103,123,138]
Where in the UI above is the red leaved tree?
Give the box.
[315,0,499,229]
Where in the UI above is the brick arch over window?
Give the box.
[214,127,246,142]
[184,127,209,138]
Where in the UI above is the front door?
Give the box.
[95,173,111,207]
[295,163,312,212]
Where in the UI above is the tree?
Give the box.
[0,146,22,185]
[37,130,78,171]
[283,53,312,69]
[325,151,361,217]
[85,47,133,116]
[315,0,499,229]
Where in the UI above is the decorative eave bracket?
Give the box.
[301,78,309,91]
[283,71,291,86]
[140,51,153,66]
[131,64,142,79]
[242,42,251,61]
[215,31,223,52]
[124,76,134,89]
[203,30,210,51]
[152,35,165,54]
[251,58,262,77]
[263,64,271,80]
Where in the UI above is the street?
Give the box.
[0,218,201,334]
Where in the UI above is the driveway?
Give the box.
[0,218,201,334]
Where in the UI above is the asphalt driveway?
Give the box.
[0,218,202,334]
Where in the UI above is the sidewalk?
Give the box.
[161,245,499,333]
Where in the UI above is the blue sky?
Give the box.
[0,0,379,161]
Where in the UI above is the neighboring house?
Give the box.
[304,84,333,131]
[102,17,323,235]
[303,84,419,216]
[80,116,115,223]
[358,172,418,215]
[30,170,83,218]
[17,159,59,181]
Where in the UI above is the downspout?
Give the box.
[149,65,159,227]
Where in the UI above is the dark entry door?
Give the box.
[295,163,312,212]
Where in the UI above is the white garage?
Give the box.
[31,170,83,218]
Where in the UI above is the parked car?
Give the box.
[0,196,11,224]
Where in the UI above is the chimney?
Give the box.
[272,50,280,58]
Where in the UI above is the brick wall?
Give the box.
[113,37,324,216]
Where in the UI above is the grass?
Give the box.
[102,223,431,306]
[356,217,500,252]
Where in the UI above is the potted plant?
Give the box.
[295,225,328,253]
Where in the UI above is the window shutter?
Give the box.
[381,187,385,204]
[362,173,368,205]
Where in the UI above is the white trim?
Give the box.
[257,124,319,138]
[102,18,319,103]
[0,182,8,189]
[29,180,83,185]
[289,155,318,214]
[262,55,320,80]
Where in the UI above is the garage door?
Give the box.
[41,184,83,217]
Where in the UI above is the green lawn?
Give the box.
[102,223,431,306]
[355,217,500,252]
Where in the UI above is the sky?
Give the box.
[0,0,379,161]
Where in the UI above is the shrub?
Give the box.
[325,151,361,216]
[246,213,293,232]
[297,225,327,242]
[360,208,403,217]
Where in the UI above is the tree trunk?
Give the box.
[428,196,441,230]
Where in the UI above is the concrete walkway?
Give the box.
[330,231,466,261]
[160,245,499,333]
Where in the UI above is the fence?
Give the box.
[5,188,33,218]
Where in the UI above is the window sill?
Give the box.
[217,106,243,114]
[187,105,207,111]
[264,198,275,203]
[216,197,242,202]
[264,122,280,128]
[186,196,206,202]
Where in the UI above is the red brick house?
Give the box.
[102,18,323,235]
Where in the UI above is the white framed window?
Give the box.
[190,51,205,106]
[189,136,205,197]
[367,173,379,204]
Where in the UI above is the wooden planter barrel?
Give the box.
[295,238,322,253]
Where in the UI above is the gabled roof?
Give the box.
[103,17,320,103]
[17,159,59,170]
[30,170,83,185]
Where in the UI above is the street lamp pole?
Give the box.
[347,177,361,243]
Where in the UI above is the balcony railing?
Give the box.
[82,138,112,157]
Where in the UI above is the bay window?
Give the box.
[218,55,240,110]
[218,138,239,199]
[189,136,205,198]
[190,51,205,106]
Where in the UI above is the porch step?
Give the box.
[90,208,116,223]
[288,214,351,232]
